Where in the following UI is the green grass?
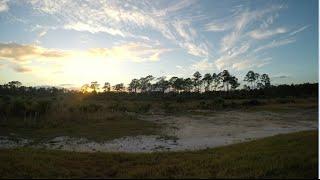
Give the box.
[0,112,160,142]
[0,130,317,178]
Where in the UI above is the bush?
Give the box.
[133,103,151,113]
[276,97,296,104]
[162,102,174,113]
[212,98,225,109]
[242,99,262,106]
[79,103,102,113]
[198,101,212,110]
[108,103,128,112]
[176,97,185,103]
[10,98,26,116]
[35,99,52,114]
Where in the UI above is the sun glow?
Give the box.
[61,53,127,86]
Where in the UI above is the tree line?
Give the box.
[0,79,317,100]
[80,70,271,93]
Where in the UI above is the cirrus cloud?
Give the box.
[249,27,287,40]
[88,42,170,62]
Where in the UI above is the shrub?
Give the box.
[276,97,296,104]
[79,103,102,113]
[212,98,225,109]
[108,103,127,112]
[242,99,262,106]
[198,101,212,110]
[134,103,151,113]
[162,102,174,113]
[35,99,52,114]
[10,98,26,116]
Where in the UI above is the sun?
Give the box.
[60,53,127,87]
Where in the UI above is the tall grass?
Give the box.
[0,131,317,178]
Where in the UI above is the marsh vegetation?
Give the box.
[0,71,318,178]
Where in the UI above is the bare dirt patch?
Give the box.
[0,109,317,152]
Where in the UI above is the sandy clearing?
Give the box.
[0,109,317,152]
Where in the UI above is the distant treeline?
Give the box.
[81,70,270,93]
[0,70,317,100]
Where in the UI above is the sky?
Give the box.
[0,0,318,88]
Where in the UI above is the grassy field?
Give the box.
[0,94,316,142]
[0,130,317,178]
[0,112,159,142]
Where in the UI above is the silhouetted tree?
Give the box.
[113,83,125,92]
[169,76,179,92]
[90,81,100,93]
[139,75,154,92]
[7,81,22,88]
[218,70,231,91]
[211,73,220,91]
[183,78,193,92]
[155,76,170,93]
[202,73,213,92]
[174,78,185,92]
[102,82,111,92]
[128,79,140,93]
[81,84,90,93]
[259,74,271,89]
[229,76,240,90]
[193,71,202,92]
[254,72,260,89]
[244,71,256,89]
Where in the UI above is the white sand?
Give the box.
[0,109,317,152]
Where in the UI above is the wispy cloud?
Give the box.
[260,14,279,29]
[204,21,233,32]
[253,38,296,53]
[38,30,47,37]
[232,57,272,71]
[12,65,32,73]
[191,59,213,71]
[64,22,126,37]
[214,42,250,70]
[0,0,9,12]
[203,4,298,72]
[88,42,170,62]
[0,42,69,61]
[289,25,310,36]
[218,5,285,52]
[249,27,287,40]
[271,73,291,79]
[4,1,309,77]
[28,0,209,58]
[0,42,169,64]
